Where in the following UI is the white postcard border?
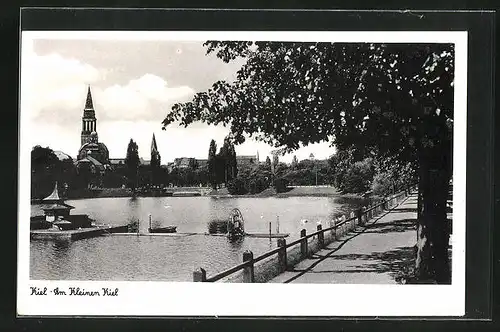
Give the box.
[18,30,467,317]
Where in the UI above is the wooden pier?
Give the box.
[30,225,128,241]
[245,233,289,238]
[107,232,289,238]
[108,232,197,238]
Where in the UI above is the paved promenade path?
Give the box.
[269,192,419,284]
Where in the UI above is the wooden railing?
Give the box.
[193,185,417,283]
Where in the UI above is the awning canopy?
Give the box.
[41,203,75,211]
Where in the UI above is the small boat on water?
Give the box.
[147,214,177,233]
[148,225,177,233]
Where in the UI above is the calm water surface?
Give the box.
[30,195,369,281]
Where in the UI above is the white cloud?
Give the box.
[22,39,195,124]
[21,38,101,121]
[94,74,194,121]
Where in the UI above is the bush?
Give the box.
[127,220,139,233]
[342,158,374,193]
[227,178,248,195]
[247,178,265,194]
[274,178,289,193]
[208,220,228,234]
[371,172,393,196]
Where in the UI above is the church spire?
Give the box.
[150,133,161,168]
[81,86,97,146]
[85,86,94,110]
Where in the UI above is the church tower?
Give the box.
[81,86,98,146]
[150,133,161,168]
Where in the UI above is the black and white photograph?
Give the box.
[18,26,467,317]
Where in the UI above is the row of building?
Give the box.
[109,155,260,172]
[72,87,260,175]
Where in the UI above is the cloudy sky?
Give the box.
[21,34,335,163]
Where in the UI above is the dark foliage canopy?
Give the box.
[163,41,454,165]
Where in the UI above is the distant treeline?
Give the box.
[225,146,416,196]
[31,141,416,200]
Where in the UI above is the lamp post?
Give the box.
[309,153,317,186]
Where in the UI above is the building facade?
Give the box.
[236,155,259,167]
[173,157,196,169]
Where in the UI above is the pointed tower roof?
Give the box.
[151,133,158,154]
[43,181,61,202]
[41,181,74,210]
[85,86,94,110]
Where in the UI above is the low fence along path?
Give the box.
[268,192,418,284]
[192,187,417,283]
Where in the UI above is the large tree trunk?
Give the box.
[415,140,452,284]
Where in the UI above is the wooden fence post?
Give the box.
[277,238,287,273]
[317,224,324,248]
[193,267,206,282]
[242,250,254,283]
[357,209,363,226]
[331,220,337,240]
[300,229,308,258]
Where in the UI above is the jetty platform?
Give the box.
[108,232,290,238]
[30,225,128,241]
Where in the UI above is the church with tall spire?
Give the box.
[76,86,111,178]
[150,133,161,168]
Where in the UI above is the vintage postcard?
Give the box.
[18,29,466,316]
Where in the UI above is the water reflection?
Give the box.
[52,240,70,259]
[227,236,244,249]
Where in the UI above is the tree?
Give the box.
[274,177,289,193]
[31,146,63,198]
[265,156,271,169]
[125,139,140,191]
[272,154,279,174]
[217,135,238,184]
[207,139,218,189]
[162,41,454,283]
[31,146,79,198]
[194,165,209,186]
[228,140,238,180]
[227,177,247,195]
[329,147,361,191]
[75,161,96,190]
[342,158,375,193]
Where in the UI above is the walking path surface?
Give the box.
[269,193,419,284]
